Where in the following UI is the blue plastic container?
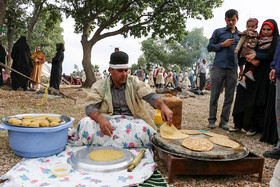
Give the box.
[0,115,74,158]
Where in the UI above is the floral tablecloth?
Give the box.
[0,146,156,187]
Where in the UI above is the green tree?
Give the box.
[61,0,223,87]
[71,64,82,77]
[30,11,64,61]
[27,0,48,46]
[0,0,8,36]
[130,55,149,75]
[140,28,211,75]
[141,38,168,70]
[2,0,63,74]
[180,27,209,74]
[3,0,29,74]
[92,64,100,72]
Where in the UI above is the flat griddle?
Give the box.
[151,133,249,161]
[67,146,135,173]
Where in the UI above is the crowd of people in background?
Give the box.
[133,64,206,92]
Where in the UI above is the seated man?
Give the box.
[70,51,173,148]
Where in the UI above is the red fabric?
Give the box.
[259,21,274,38]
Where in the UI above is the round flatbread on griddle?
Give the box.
[203,132,229,139]
[180,129,202,135]
[160,122,189,140]
[181,138,214,152]
[209,136,240,148]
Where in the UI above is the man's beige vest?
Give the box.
[85,75,157,130]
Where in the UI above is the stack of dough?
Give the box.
[47,116,61,127]
[8,118,22,126]
[7,115,62,128]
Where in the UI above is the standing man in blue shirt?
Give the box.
[207,9,240,130]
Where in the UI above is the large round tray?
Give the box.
[67,146,135,173]
[151,133,249,161]
[0,113,71,128]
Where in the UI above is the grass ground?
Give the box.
[0,85,277,186]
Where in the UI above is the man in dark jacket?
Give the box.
[263,39,280,159]
[207,9,240,130]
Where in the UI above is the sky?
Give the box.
[59,0,280,75]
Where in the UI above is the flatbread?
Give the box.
[203,132,229,139]
[209,136,240,148]
[181,138,214,152]
[89,149,124,161]
[180,130,202,135]
[160,122,189,140]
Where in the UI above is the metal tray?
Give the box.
[0,113,71,128]
[67,146,135,173]
[151,133,249,161]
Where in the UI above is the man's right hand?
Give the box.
[270,69,276,81]
[221,39,235,48]
[98,118,115,136]
[89,111,115,137]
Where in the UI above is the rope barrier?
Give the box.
[37,86,49,106]
[0,62,77,104]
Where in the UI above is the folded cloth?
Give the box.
[0,146,156,187]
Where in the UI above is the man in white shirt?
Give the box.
[197,59,207,91]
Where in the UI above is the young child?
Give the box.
[235,18,259,89]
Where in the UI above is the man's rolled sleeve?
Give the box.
[85,103,101,116]
[142,93,160,108]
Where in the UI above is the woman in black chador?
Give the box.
[231,19,279,136]
[11,36,33,90]
[49,43,65,92]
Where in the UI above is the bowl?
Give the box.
[51,163,71,177]
[0,114,75,158]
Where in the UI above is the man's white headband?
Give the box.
[109,64,129,69]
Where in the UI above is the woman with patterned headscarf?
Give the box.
[29,45,45,91]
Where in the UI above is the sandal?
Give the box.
[245,73,255,82]
[238,81,247,89]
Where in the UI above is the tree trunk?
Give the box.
[5,25,15,75]
[0,0,7,36]
[81,39,96,87]
[27,0,46,46]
